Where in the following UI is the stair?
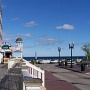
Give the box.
[21,60,46,90]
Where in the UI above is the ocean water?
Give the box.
[23,56,85,61]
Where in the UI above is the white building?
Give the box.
[0,38,23,63]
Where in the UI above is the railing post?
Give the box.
[23,82,26,90]
[42,70,45,87]
[38,71,41,79]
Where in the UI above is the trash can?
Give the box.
[65,61,67,66]
[81,63,85,71]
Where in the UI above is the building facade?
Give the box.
[0,4,23,63]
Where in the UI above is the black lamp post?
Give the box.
[69,42,74,68]
[58,46,61,66]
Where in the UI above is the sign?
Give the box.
[2,45,9,49]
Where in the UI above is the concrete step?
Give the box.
[22,70,42,88]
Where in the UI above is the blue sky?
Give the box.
[1,0,90,57]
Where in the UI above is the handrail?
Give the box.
[22,59,45,87]
[8,59,16,69]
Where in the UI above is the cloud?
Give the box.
[56,24,74,30]
[24,21,38,27]
[24,45,36,48]
[3,33,16,41]
[2,4,7,8]
[4,37,14,41]
[16,33,32,38]
[11,18,20,21]
[3,32,32,42]
[24,33,32,37]
[36,37,61,45]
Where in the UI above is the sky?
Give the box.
[1,0,90,57]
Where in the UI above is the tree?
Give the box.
[82,43,90,60]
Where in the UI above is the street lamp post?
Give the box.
[58,47,61,66]
[69,42,74,68]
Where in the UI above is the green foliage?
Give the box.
[82,43,90,60]
[34,60,37,66]
[31,60,37,65]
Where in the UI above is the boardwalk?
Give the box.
[59,65,90,73]
[38,64,90,90]
[0,63,23,90]
[0,62,90,90]
[45,70,79,90]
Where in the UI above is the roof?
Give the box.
[15,38,23,42]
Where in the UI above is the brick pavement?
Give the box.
[45,70,79,90]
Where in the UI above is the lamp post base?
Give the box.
[58,63,60,66]
[70,65,73,68]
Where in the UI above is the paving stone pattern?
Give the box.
[45,70,80,90]
[0,63,23,90]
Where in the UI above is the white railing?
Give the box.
[8,59,16,69]
[23,59,45,87]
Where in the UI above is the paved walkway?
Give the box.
[38,64,90,90]
[58,65,90,73]
[45,70,79,90]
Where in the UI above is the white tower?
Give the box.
[15,38,23,58]
[15,38,23,50]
